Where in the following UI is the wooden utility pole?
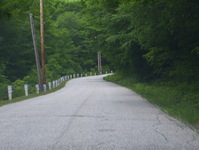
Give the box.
[40,0,46,84]
[98,51,102,74]
[29,13,43,92]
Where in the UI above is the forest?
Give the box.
[0,0,199,100]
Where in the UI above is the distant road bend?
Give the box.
[0,75,198,150]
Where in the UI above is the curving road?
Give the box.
[0,75,198,150]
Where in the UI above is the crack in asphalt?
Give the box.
[186,133,198,146]
[153,115,169,142]
[160,111,199,147]
[50,87,97,150]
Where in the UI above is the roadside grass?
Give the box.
[104,73,199,129]
[0,80,69,107]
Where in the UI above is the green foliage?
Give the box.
[0,0,100,89]
[0,0,36,82]
[12,79,25,98]
[83,0,199,82]
[23,69,38,85]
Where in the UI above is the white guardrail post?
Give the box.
[48,82,52,90]
[43,84,47,92]
[7,85,13,100]
[24,84,29,96]
[52,81,55,88]
[35,84,39,94]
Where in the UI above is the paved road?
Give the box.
[0,75,198,150]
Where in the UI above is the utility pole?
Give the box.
[29,13,43,92]
[98,51,102,74]
[95,36,102,74]
[40,0,46,84]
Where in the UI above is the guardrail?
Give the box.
[1,71,113,101]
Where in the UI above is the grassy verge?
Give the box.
[0,80,69,107]
[104,73,199,130]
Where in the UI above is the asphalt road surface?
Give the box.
[0,75,198,150]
